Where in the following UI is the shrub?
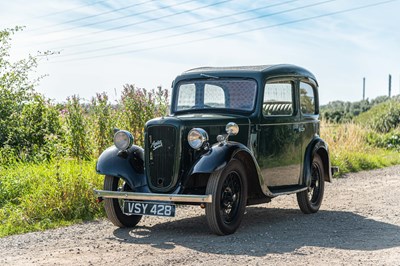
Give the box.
[90,92,114,156]
[355,99,400,133]
[64,95,92,160]
[367,129,400,151]
[116,84,169,146]
[5,93,64,162]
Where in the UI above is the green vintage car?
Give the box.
[94,64,334,235]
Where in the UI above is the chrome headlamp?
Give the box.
[187,128,209,150]
[113,130,134,150]
[225,122,239,136]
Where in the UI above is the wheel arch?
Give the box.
[303,137,332,185]
[187,142,266,198]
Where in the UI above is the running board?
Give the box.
[268,185,308,197]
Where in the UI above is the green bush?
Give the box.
[64,95,92,160]
[356,99,400,133]
[1,27,61,163]
[6,94,63,162]
[90,92,114,156]
[116,84,169,146]
[367,129,400,151]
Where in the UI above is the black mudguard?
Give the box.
[303,136,332,186]
[188,141,270,196]
[96,145,150,193]
[189,141,257,175]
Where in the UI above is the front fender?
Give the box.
[96,145,149,192]
[303,137,332,186]
[188,141,271,197]
[189,141,253,175]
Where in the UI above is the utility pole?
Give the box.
[388,74,392,97]
[362,77,366,100]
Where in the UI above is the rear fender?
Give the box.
[96,145,149,192]
[303,137,332,186]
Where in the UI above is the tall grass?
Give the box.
[320,121,400,175]
[0,160,103,237]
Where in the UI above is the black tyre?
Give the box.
[297,154,325,214]
[103,175,142,227]
[205,159,248,235]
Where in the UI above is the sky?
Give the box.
[1,0,399,105]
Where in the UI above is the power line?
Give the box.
[50,0,301,51]
[13,0,109,25]
[36,0,199,36]
[31,0,156,32]
[52,0,398,63]
[55,0,335,58]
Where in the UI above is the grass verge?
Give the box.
[0,159,104,238]
[321,121,400,175]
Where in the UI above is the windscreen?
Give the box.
[175,79,257,112]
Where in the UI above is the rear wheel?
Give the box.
[103,175,142,227]
[205,159,248,235]
[297,154,325,214]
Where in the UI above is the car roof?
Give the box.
[181,64,317,85]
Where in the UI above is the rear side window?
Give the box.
[300,82,316,115]
[263,81,294,116]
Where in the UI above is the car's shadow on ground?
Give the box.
[112,207,400,256]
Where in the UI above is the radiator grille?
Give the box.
[147,125,177,190]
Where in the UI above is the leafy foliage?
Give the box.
[0,27,61,162]
[64,95,92,160]
[90,92,114,156]
[321,96,394,123]
[366,129,400,151]
[116,84,169,146]
[355,99,400,133]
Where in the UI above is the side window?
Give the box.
[204,84,225,108]
[300,82,316,115]
[263,81,294,116]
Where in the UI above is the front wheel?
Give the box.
[297,154,325,214]
[205,159,248,235]
[103,175,142,227]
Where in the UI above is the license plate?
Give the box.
[123,201,176,217]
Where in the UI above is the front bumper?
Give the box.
[94,190,213,203]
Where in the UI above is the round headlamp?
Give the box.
[188,128,209,150]
[114,130,134,150]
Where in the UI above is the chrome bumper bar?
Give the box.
[94,190,213,203]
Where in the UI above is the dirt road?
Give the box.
[1,166,399,265]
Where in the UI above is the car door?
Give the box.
[258,78,303,187]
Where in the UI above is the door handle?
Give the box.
[293,125,305,133]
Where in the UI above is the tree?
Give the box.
[0,27,60,162]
